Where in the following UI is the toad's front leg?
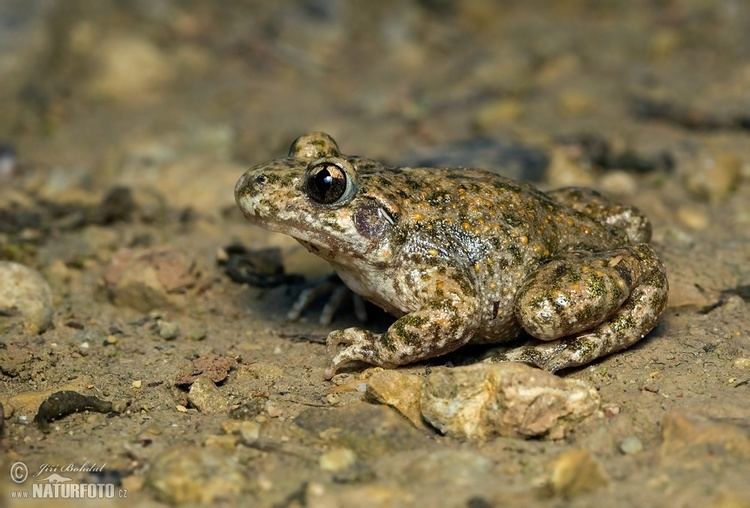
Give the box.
[324,266,479,378]
[325,299,478,378]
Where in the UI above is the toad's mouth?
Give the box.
[241,210,368,263]
[235,185,373,262]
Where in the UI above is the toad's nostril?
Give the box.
[235,171,264,202]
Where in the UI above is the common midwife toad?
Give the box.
[235,132,668,378]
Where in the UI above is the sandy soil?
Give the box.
[1,1,749,506]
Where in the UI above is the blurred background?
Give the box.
[1,2,749,506]
[1,0,748,205]
[2,0,748,274]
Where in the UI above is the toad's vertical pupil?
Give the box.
[314,169,334,193]
[305,163,349,204]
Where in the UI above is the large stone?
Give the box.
[420,363,599,440]
[103,248,198,311]
[366,369,426,429]
[0,262,54,333]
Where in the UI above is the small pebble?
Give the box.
[641,383,659,393]
[187,377,228,414]
[684,152,740,203]
[0,144,17,178]
[257,475,273,492]
[550,449,609,497]
[215,247,229,263]
[619,436,643,455]
[676,206,708,230]
[132,380,142,389]
[474,98,524,130]
[559,90,592,116]
[319,448,357,472]
[239,421,261,442]
[599,171,637,196]
[187,328,207,341]
[602,404,620,417]
[176,404,188,413]
[204,434,237,450]
[265,402,282,418]
[157,320,181,340]
[308,482,325,497]
[546,146,596,188]
[121,475,144,493]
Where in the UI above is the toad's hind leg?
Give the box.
[488,243,667,372]
[548,187,651,243]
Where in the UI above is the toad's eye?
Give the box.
[304,159,356,206]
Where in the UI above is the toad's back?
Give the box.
[364,166,631,263]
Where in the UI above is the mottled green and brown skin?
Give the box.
[235,132,668,378]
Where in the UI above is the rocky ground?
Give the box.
[1,1,749,506]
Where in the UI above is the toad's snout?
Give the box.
[234,169,268,219]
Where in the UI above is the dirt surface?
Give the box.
[1,1,749,506]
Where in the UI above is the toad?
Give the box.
[235,132,668,378]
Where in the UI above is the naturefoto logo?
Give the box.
[41,473,73,483]
[9,461,128,500]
